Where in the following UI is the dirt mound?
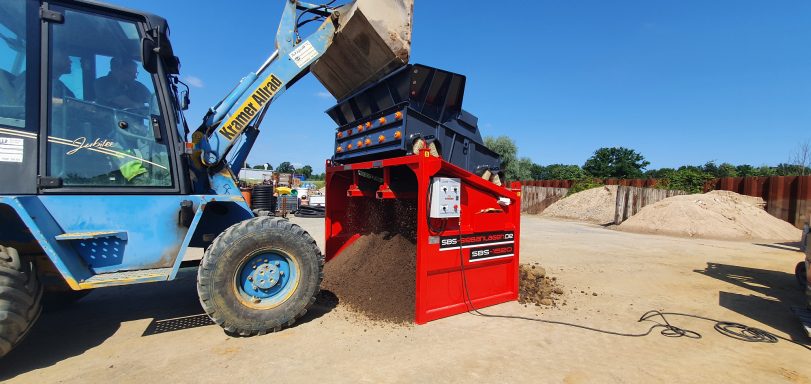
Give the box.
[322,232,416,324]
[519,263,563,306]
[541,185,618,224]
[617,190,801,242]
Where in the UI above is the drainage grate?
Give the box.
[142,314,215,336]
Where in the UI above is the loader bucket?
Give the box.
[311,0,413,100]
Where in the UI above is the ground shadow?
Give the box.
[0,268,338,380]
[694,262,809,344]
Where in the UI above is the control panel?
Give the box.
[429,177,461,218]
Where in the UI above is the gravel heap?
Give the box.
[617,190,801,242]
[541,185,618,225]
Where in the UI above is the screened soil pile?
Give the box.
[617,190,802,242]
[322,232,417,324]
[519,263,563,307]
[541,185,618,225]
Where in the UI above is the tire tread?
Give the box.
[0,246,42,358]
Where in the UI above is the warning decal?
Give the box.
[289,41,318,68]
[0,137,24,163]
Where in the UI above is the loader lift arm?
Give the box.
[193,1,342,170]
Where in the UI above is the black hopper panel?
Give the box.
[327,64,501,177]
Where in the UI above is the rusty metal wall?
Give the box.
[705,176,811,228]
[613,186,686,224]
[520,185,569,214]
[519,176,811,228]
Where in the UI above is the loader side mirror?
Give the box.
[141,37,159,74]
[179,89,190,111]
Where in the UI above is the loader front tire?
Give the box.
[0,246,42,358]
[197,217,323,336]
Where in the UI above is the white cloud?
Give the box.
[315,91,332,99]
[184,76,204,88]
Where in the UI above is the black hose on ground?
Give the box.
[451,219,810,352]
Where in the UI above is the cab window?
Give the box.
[0,1,26,128]
[47,6,172,188]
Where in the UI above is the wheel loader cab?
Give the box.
[0,1,187,195]
[45,5,178,189]
[0,1,208,278]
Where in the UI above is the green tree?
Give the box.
[583,147,650,178]
[735,164,755,177]
[645,167,676,179]
[276,162,295,173]
[701,161,719,177]
[539,164,586,180]
[776,163,811,176]
[529,163,545,180]
[484,136,520,181]
[514,157,534,181]
[659,168,715,193]
[754,165,777,177]
[299,165,314,179]
[717,162,737,178]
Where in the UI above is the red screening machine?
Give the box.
[325,150,521,324]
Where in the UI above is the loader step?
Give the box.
[55,230,128,241]
[791,306,811,338]
[79,268,172,289]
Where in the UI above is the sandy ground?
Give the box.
[1,216,810,383]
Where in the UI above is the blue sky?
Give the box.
[107,0,811,173]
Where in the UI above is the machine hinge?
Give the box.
[151,115,163,143]
[38,176,62,189]
[40,7,64,23]
[178,200,194,228]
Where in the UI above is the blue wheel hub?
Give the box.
[236,252,298,308]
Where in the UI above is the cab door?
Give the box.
[0,0,38,194]
[38,2,189,273]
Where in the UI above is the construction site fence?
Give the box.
[519,176,811,229]
[614,186,686,224]
[519,185,569,214]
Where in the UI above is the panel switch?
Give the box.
[429,177,461,218]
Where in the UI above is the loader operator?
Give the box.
[94,57,150,110]
[92,57,166,184]
[52,52,75,100]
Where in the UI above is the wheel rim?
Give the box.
[235,250,300,309]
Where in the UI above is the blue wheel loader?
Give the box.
[0,0,413,356]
